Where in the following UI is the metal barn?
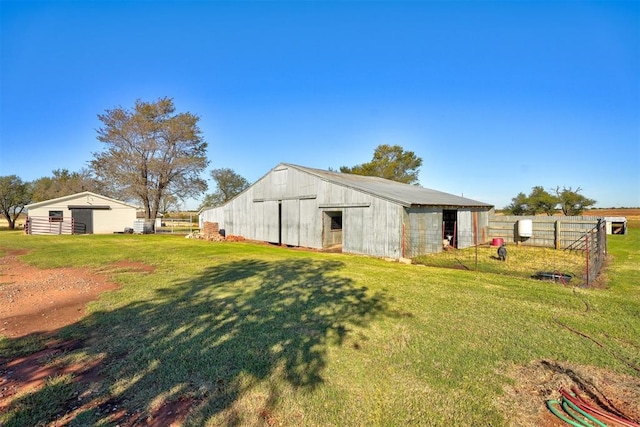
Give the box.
[200,163,494,259]
[25,191,137,235]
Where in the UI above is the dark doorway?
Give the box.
[443,209,457,248]
[322,211,343,250]
[71,209,93,234]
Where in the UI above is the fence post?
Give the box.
[585,234,590,287]
[554,220,561,250]
[474,212,478,272]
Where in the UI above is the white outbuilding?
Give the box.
[25,191,137,235]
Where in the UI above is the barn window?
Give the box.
[325,211,342,230]
[49,210,63,222]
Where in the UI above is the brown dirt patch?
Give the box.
[0,249,190,426]
[499,359,640,426]
[0,249,121,338]
[584,208,640,221]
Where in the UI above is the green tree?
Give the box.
[0,175,32,229]
[528,186,559,216]
[339,144,423,184]
[504,192,529,215]
[200,168,250,209]
[31,168,101,202]
[505,186,558,215]
[90,97,208,221]
[554,186,596,216]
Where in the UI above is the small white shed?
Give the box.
[25,191,137,235]
[604,217,627,235]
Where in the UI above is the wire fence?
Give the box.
[577,219,607,287]
[155,217,198,234]
[411,223,607,287]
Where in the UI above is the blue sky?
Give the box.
[1,1,639,209]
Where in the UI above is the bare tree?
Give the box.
[90,98,208,221]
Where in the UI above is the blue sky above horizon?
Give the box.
[1,0,638,209]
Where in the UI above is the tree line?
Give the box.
[0,97,597,229]
[504,186,596,216]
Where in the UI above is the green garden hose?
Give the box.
[546,398,610,427]
[547,400,589,427]
[561,399,608,427]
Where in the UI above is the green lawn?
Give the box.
[1,229,638,426]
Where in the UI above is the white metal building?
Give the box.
[25,191,137,235]
[200,164,494,259]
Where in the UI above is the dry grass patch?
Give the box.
[499,359,640,426]
[413,243,586,284]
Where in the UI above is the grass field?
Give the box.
[0,222,639,425]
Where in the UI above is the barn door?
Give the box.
[443,209,457,248]
[281,199,300,246]
[71,209,93,234]
[322,211,343,249]
[457,210,473,249]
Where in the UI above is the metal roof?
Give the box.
[282,163,493,208]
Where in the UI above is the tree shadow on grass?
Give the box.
[2,257,388,426]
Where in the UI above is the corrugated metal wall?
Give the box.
[199,165,492,259]
[342,198,404,259]
[200,165,404,258]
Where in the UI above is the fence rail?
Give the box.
[25,216,74,235]
[155,217,197,234]
[488,215,601,249]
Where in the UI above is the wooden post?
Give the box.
[555,220,561,250]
